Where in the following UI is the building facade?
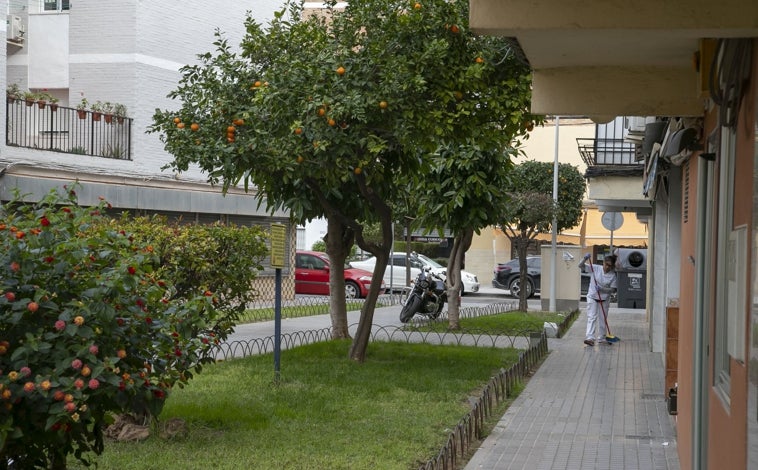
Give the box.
[1,0,295,298]
[470,1,758,468]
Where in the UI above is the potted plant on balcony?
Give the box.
[49,97,59,112]
[100,101,114,123]
[90,100,103,121]
[113,103,128,124]
[36,91,52,110]
[6,83,21,103]
[23,91,36,107]
[76,97,88,119]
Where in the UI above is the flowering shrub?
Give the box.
[0,186,263,468]
[117,214,268,335]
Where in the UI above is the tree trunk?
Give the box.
[445,228,473,330]
[349,211,393,362]
[516,237,530,312]
[324,217,353,339]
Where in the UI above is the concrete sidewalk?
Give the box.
[464,308,680,470]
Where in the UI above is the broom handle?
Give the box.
[588,257,613,335]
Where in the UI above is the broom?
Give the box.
[588,257,620,343]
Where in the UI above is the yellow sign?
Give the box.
[270,224,286,268]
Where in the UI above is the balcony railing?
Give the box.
[6,98,132,160]
[576,138,640,167]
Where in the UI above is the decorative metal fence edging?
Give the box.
[417,331,548,470]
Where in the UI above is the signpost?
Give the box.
[601,211,624,252]
[270,223,286,384]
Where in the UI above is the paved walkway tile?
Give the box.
[464,309,680,470]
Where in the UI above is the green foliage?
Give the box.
[311,239,326,252]
[498,160,585,310]
[0,187,228,468]
[118,215,268,331]
[501,160,586,235]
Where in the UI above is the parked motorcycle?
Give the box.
[399,267,447,322]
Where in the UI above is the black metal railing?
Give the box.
[6,98,132,160]
[577,138,639,167]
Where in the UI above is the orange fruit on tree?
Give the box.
[296,155,304,163]
[450,24,459,34]
[475,57,484,64]
[327,118,336,127]
[173,117,181,124]
[233,118,245,126]
[413,2,422,9]
[294,127,303,135]
[336,66,346,76]
[354,167,362,175]
[190,123,199,131]
[227,136,235,143]
[379,100,388,109]
[227,126,236,133]
[317,107,326,117]
[254,81,262,87]
[176,122,185,129]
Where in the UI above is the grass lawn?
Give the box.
[238,301,370,324]
[76,340,522,469]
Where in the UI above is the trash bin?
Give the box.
[616,248,647,309]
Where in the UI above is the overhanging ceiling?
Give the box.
[470,0,758,117]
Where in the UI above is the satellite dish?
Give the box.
[601,212,624,231]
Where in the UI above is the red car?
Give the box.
[295,251,383,298]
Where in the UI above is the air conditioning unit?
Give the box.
[6,15,24,43]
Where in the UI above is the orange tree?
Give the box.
[150,0,534,361]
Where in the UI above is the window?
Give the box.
[713,126,737,404]
[43,0,69,12]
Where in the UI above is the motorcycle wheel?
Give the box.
[400,295,423,323]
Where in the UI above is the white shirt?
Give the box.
[583,263,617,301]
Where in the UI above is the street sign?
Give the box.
[270,223,286,268]
[601,212,624,231]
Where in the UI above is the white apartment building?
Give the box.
[0,0,294,295]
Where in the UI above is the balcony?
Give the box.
[6,98,132,160]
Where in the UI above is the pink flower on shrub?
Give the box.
[117,349,127,359]
[88,379,99,390]
[39,216,50,227]
[40,380,51,391]
[81,366,91,377]
[23,382,35,393]
[74,379,84,390]
[53,390,65,401]
[71,359,82,370]
[73,316,84,326]
[54,320,66,331]
[64,402,76,413]
[127,266,136,275]
[89,345,99,355]
[145,317,153,324]
[19,367,31,377]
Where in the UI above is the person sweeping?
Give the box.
[579,253,618,346]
